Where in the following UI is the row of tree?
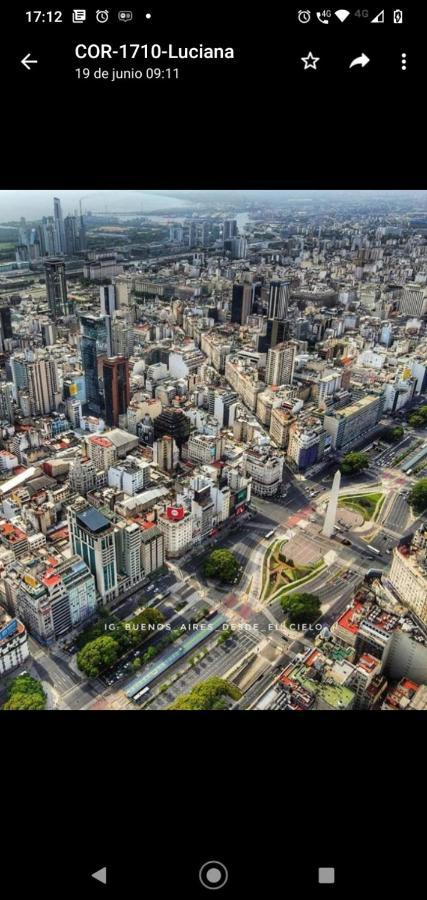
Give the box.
[77,608,165,678]
[169,677,241,710]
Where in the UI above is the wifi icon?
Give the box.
[335,9,350,21]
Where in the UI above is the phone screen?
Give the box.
[0,3,425,896]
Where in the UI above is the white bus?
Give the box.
[131,686,150,703]
[366,545,381,556]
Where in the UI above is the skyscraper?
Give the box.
[53,197,66,254]
[44,258,71,319]
[67,503,118,603]
[0,305,12,352]
[0,383,14,424]
[64,215,80,256]
[231,283,253,325]
[102,356,130,427]
[25,357,59,416]
[80,314,110,415]
[223,219,238,243]
[154,407,191,456]
[100,284,117,316]
[265,342,295,386]
[268,280,290,320]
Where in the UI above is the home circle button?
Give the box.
[199,861,229,890]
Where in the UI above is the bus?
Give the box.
[366,545,381,556]
[131,686,150,703]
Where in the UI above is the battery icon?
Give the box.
[393,9,403,23]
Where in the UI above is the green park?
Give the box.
[338,491,385,522]
[261,540,325,603]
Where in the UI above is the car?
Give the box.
[340,538,351,546]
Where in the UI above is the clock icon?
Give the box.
[298,10,311,23]
[96,9,109,23]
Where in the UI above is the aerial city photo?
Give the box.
[1,188,427,712]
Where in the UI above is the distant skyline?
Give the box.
[0,189,426,222]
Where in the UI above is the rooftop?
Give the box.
[75,506,111,534]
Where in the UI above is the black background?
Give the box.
[1,3,425,896]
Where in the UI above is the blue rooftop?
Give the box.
[76,506,111,534]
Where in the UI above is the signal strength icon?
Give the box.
[371,9,385,23]
[335,9,350,22]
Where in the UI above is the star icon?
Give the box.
[301,51,320,70]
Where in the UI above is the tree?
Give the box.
[340,451,369,476]
[217,626,233,645]
[142,645,158,664]
[408,478,427,514]
[383,425,404,443]
[3,674,47,711]
[408,413,424,428]
[169,677,241,710]
[125,608,165,648]
[202,549,240,584]
[131,657,142,671]
[280,592,321,626]
[77,636,120,678]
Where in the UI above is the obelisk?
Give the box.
[322,469,341,538]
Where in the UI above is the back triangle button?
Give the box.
[91,868,107,885]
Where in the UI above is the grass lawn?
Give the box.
[338,492,384,522]
[262,541,324,600]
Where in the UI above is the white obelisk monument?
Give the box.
[322,469,341,538]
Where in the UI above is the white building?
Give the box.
[108,457,151,496]
[244,448,284,497]
[0,612,29,676]
[157,507,193,558]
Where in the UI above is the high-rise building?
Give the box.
[80,314,111,414]
[257,317,288,353]
[111,317,134,357]
[102,356,130,427]
[0,383,14,424]
[269,408,295,449]
[44,257,71,319]
[100,284,117,317]
[153,435,179,473]
[16,555,97,643]
[157,506,193,558]
[228,237,248,259]
[323,394,384,450]
[268,280,290,320]
[67,502,118,603]
[0,610,29,676]
[223,219,238,242]
[266,342,295,387]
[0,305,12,352]
[64,215,80,256]
[244,448,284,497]
[154,407,191,454]
[140,525,164,576]
[115,521,142,584]
[230,283,253,325]
[400,284,427,318]
[53,197,66,254]
[25,357,59,416]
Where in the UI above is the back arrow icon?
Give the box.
[349,53,370,68]
[21,53,38,70]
